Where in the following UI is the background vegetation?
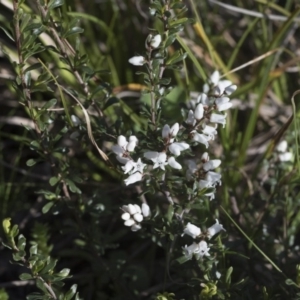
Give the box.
[0,0,300,299]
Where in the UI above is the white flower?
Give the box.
[192,131,212,148]
[169,142,189,156]
[133,213,143,222]
[131,224,142,231]
[144,151,168,170]
[202,124,217,140]
[129,56,145,66]
[206,171,222,186]
[182,222,201,238]
[203,71,233,95]
[124,219,135,227]
[150,34,162,48]
[197,93,210,106]
[197,241,210,258]
[122,204,137,215]
[210,113,227,128]
[162,123,179,141]
[194,103,204,120]
[183,241,210,260]
[203,159,221,171]
[201,152,209,162]
[141,203,150,217]
[132,158,146,173]
[122,160,136,174]
[183,242,199,260]
[276,140,288,153]
[279,152,293,162]
[207,219,225,238]
[112,135,138,164]
[186,160,197,180]
[121,203,146,231]
[121,212,130,220]
[224,85,237,95]
[127,136,138,152]
[168,157,182,169]
[215,96,232,112]
[71,115,81,126]
[124,172,143,186]
[185,110,196,126]
[199,180,212,189]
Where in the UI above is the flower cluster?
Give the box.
[182,220,225,260]
[128,34,162,66]
[111,135,147,186]
[121,203,150,231]
[144,123,189,170]
[276,140,293,162]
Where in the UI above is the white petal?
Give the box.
[142,203,150,217]
[117,135,128,147]
[225,84,237,95]
[134,204,142,214]
[162,124,170,139]
[132,158,147,173]
[124,172,143,186]
[192,131,211,148]
[201,152,209,162]
[150,34,162,48]
[197,241,210,258]
[121,212,130,220]
[203,159,221,171]
[168,157,182,169]
[279,152,293,162]
[131,224,142,231]
[71,115,81,126]
[122,160,136,174]
[129,135,138,143]
[186,110,195,125]
[124,219,135,227]
[210,71,220,85]
[194,103,204,120]
[198,93,209,106]
[116,155,130,164]
[207,219,225,238]
[127,204,137,215]
[210,113,227,128]
[133,213,143,222]
[202,125,217,139]
[182,222,201,238]
[128,56,145,66]
[127,140,137,152]
[112,145,125,156]
[169,142,189,156]
[217,102,232,112]
[206,171,222,186]
[199,180,212,189]
[144,151,159,160]
[276,140,288,153]
[170,123,179,137]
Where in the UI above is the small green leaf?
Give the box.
[26,159,38,166]
[19,273,33,280]
[24,71,31,87]
[48,0,64,10]
[176,255,190,264]
[42,99,57,110]
[225,266,233,284]
[24,63,42,73]
[65,284,77,300]
[30,243,38,255]
[0,26,15,41]
[103,97,119,111]
[49,176,59,186]
[63,27,84,38]
[57,268,70,277]
[42,202,54,214]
